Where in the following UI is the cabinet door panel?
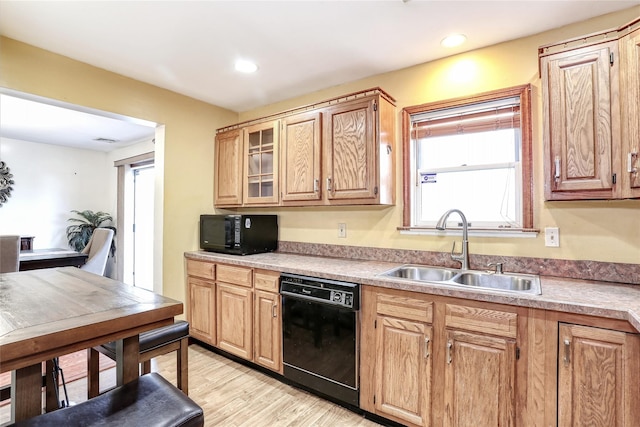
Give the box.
[324,99,377,201]
[216,283,253,359]
[188,277,215,344]
[281,112,322,202]
[543,42,615,199]
[254,290,281,372]
[375,316,432,427]
[443,330,516,427]
[558,323,639,427]
[214,129,243,206]
[243,121,279,205]
[620,28,640,197]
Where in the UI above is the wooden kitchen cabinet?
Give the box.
[214,87,395,208]
[253,269,282,373]
[619,26,640,198]
[214,129,243,207]
[361,287,522,427]
[373,293,433,427]
[243,120,279,205]
[323,94,395,205]
[281,111,322,203]
[540,18,640,200]
[186,259,216,344]
[216,282,253,359]
[557,323,640,427]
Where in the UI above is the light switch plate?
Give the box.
[545,227,559,247]
[338,223,347,238]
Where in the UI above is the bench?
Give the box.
[9,372,203,427]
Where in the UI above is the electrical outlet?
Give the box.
[338,223,347,238]
[545,227,559,247]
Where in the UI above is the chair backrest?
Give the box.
[0,235,21,273]
[80,228,114,276]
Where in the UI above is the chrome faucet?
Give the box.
[435,209,470,270]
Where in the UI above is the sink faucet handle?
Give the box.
[450,241,463,262]
[488,262,504,274]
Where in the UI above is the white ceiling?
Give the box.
[0,0,638,150]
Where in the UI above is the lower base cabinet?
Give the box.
[362,286,521,427]
[558,323,640,427]
[443,330,516,427]
[186,260,282,374]
[217,282,253,359]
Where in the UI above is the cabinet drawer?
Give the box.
[186,259,215,280]
[254,269,280,292]
[217,264,253,287]
[445,304,517,338]
[376,293,433,324]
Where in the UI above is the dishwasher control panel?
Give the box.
[280,273,359,310]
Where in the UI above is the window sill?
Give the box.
[398,227,539,238]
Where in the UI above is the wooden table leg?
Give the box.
[116,335,139,386]
[11,363,42,422]
[45,360,58,412]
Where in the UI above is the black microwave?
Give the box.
[199,214,278,255]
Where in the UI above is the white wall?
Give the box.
[0,137,111,249]
[0,137,154,252]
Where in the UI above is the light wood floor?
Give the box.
[1,343,383,427]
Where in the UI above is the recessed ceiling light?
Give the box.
[235,59,258,73]
[441,34,467,48]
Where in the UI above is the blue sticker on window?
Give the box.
[420,172,437,184]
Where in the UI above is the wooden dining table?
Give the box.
[0,267,183,422]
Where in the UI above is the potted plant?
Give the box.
[66,210,116,256]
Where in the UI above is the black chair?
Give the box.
[9,373,203,427]
[87,320,189,398]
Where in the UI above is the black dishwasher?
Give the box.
[280,273,360,407]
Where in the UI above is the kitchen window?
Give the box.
[401,84,533,232]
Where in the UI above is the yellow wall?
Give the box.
[1,7,638,310]
[0,37,238,304]
[237,8,640,265]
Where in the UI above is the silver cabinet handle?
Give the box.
[424,337,430,359]
[446,341,453,364]
[563,338,570,366]
[326,177,332,192]
[554,156,561,180]
[313,179,319,193]
[272,304,278,318]
[628,152,638,173]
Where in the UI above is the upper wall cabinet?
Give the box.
[322,94,395,205]
[214,88,396,208]
[244,120,280,206]
[281,111,322,203]
[539,18,640,201]
[214,129,243,207]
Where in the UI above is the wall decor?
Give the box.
[0,160,15,207]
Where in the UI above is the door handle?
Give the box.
[313,179,319,193]
[424,337,430,359]
[563,338,570,366]
[554,156,561,180]
[272,304,278,318]
[446,341,453,364]
[628,152,638,173]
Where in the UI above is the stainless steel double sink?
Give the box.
[378,264,541,295]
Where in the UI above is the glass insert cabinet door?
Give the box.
[243,120,279,204]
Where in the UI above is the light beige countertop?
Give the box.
[185,251,640,333]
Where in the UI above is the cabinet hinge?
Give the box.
[373,102,378,112]
[516,347,520,360]
[610,52,614,66]
[612,173,617,184]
